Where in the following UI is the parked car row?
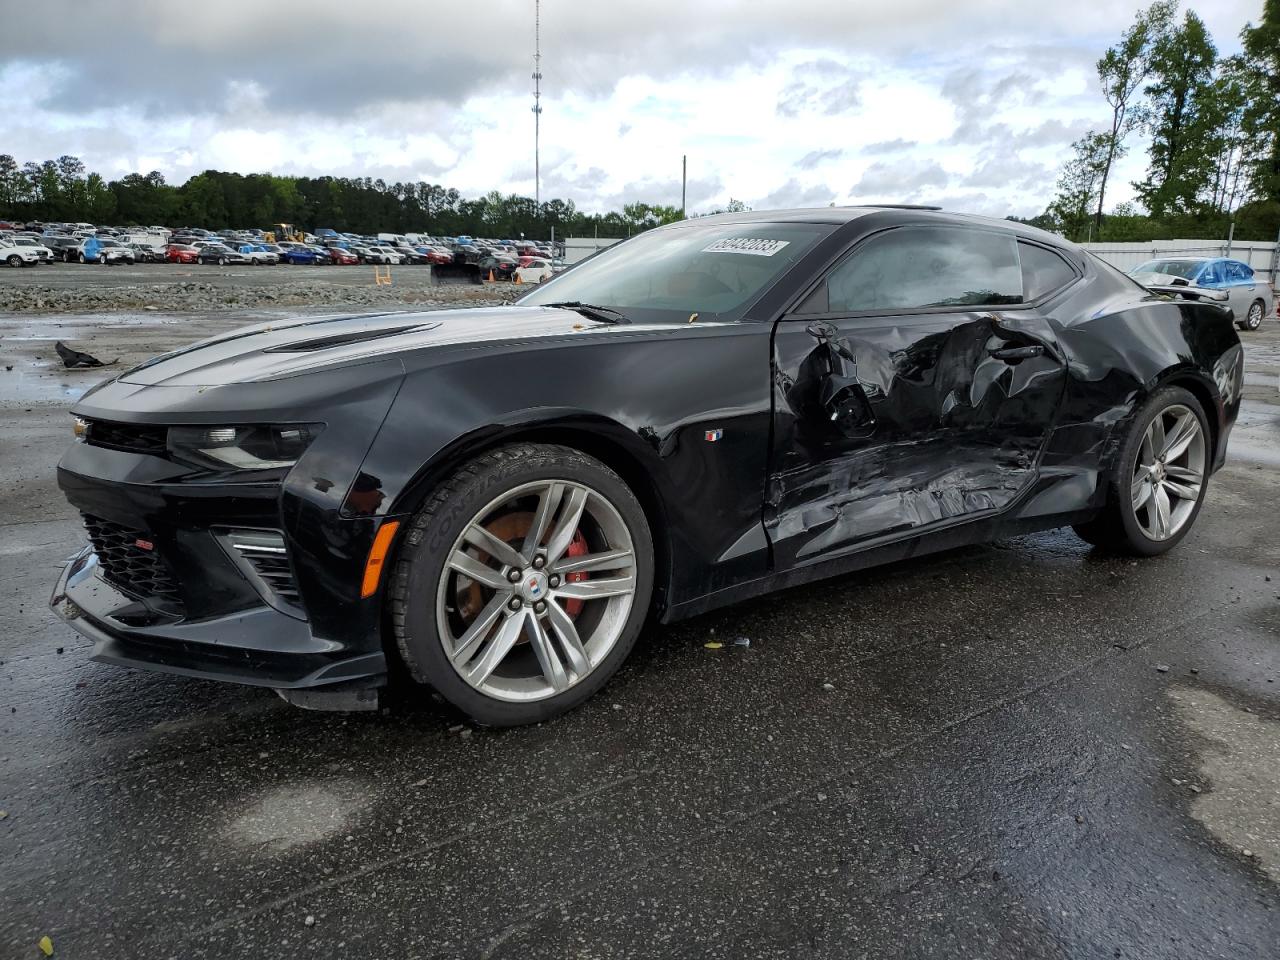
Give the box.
[0,221,566,277]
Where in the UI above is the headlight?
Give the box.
[167,424,323,471]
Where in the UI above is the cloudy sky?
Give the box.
[0,0,1264,217]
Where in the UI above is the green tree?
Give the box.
[1094,0,1177,231]
[1237,0,1280,202]
[1047,132,1113,241]
[0,154,19,211]
[1135,9,1218,216]
[1201,62,1252,214]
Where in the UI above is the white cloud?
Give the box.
[0,0,1264,218]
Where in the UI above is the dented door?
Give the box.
[767,308,1067,566]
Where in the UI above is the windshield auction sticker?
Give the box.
[702,238,791,256]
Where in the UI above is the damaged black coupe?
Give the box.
[50,207,1244,725]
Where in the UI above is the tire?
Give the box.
[1073,385,1210,556]
[391,443,654,727]
[78,253,86,264]
[218,256,227,266]
[1243,299,1264,331]
[5,254,21,268]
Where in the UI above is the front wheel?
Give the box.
[391,443,654,726]
[1073,385,1210,556]
[5,254,21,268]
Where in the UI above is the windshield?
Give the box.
[520,220,831,322]
[1131,259,1202,280]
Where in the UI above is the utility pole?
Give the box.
[681,155,687,217]
[532,0,543,209]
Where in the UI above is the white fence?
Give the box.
[1080,239,1279,286]
[564,236,621,264]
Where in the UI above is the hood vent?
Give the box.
[264,322,440,353]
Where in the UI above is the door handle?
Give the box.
[988,344,1044,362]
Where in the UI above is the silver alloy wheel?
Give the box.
[1246,301,1263,330]
[435,479,637,702]
[1131,403,1206,542]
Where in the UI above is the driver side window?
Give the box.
[803,226,1023,314]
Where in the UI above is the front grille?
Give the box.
[82,514,183,605]
[85,420,168,454]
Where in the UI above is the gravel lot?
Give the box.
[1,305,1278,959]
[0,261,512,313]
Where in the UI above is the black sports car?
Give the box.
[49,206,1244,725]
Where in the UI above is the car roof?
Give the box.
[688,204,961,225]
[667,205,1077,251]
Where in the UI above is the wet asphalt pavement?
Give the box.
[1,308,1279,959]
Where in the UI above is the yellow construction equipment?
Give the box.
[270,223,305,243]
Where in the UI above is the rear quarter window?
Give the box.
[1018,242,1078,300]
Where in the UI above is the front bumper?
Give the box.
[50,546,384,689]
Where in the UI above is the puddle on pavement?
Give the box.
[0,367,94,404]
[1168,686,1279,883]
[225,780,369,852]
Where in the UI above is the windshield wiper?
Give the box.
[541,301,631,325]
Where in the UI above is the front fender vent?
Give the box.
[215,528,305,619]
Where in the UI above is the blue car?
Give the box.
[1130,256,1275,331]
[281,246,325,265]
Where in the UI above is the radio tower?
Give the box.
[532,0,543,208]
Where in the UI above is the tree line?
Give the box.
[1039,0,1280,242]
[0,158,686,239]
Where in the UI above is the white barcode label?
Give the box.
[702,238,790,257]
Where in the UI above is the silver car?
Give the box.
[1130,257,1275,331]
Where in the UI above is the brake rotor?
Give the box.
[455,510,590,624]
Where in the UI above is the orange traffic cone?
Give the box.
[487,269,496,282]
[513,272,523,285]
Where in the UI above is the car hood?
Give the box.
[114,306,685,387]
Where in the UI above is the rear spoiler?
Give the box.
[1144,283,1229,303]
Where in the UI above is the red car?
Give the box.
[327,247,359,265]
[165,244,198,264]
[425,247,455,265]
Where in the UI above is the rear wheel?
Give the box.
[391,443,653,726]
[1241,299,1264,331]
[1073,386,1209,556]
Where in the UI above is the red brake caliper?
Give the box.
[563,530,590,618]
